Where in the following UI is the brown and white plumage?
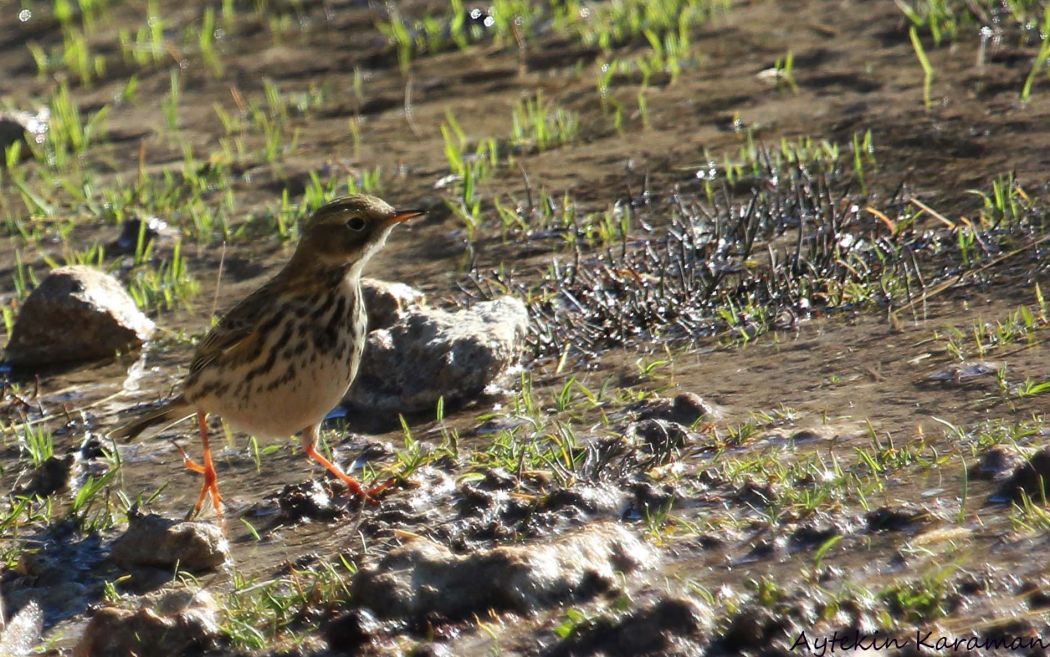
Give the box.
[111,194,423,519]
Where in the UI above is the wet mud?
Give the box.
[3,0,1050,654]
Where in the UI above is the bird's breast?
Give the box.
[185,279,367,438]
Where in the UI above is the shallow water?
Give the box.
[3,0,1050,653]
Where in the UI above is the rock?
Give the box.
[108,216,176,256]
[544,596,710,657]
[15,454,74,497]
[5,266,155,367]
[347,297,528,413]
[362,278,425,330]
[350,523,654,622]
[110,511,229,572]
[969,445,1025,481]
[0,109,47,162]
[996,446,1050,502]
[636,392,712,426]
[325,608,385,654]
[73,587,219,657]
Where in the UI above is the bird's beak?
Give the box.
[387,208,426,226]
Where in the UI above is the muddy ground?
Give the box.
[3,0,1050,654]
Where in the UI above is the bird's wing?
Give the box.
[189,284,277,374]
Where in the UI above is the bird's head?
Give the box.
[295,194,424,271]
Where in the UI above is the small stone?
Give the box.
[362,278,425,330]
[15,454,74,497]
[73,587,219,657]
[347,297,528,413]
[350,523,655,622]
[969,445,1025,481]
[636,392,712,426]
[0,109,47,162]
[108,216,176,256]
[110,511,229,572]
[670,392,711,425]
[997,446,1050,502]
[325,608,384,654]
[5,266,154,367]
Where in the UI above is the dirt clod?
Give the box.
[325,608,387,654]
[109,511,229,573]
[630,419,691,454]
[73,587,219,657]
[276,480,344,522]
[636,392,712,426]
[544,596,710,657]
[865,504,930,532]
[970,445,1025,481]
[16,454,74,497]
[350,523,654,623]
[997,446,1050,502]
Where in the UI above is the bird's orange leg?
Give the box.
[301,425,394,505]
[185,411,223,520]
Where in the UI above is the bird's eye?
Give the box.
[346,217,366,231]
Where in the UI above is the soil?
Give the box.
[3,0,1050,654]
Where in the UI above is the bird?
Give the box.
[110,194,424,520]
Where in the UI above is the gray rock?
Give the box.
[0,109,47,162]
[5,266,154,367]
[361,277,425,330]
[73,587,219,657]
[350,523,655,621]
[347,296,528,413]
[110,511,229,572]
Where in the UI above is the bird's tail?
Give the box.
[110,395,195,442]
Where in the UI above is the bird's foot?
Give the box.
[171,440,206,474]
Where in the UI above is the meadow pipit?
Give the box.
[111,194,424,519]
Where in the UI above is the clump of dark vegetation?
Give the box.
[468,155,1048,358]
